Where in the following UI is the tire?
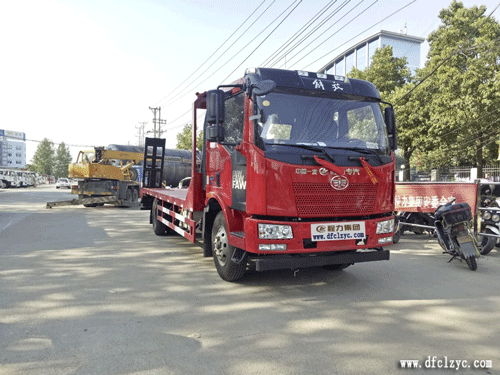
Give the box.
[465,256,477,271]
[393,229,401,244]
[152,199,167,236]
[479,229,496,255]
[129,168,138,181]
[126,188,133,202]
[323,263,351,270]
[132,188,139,202]
[211,211,247,282]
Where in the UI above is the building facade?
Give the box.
[0,129,26,169]
[319,29,425,77]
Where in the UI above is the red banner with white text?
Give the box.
[395,182,479,214]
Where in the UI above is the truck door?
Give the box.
[223,92,246,211]
[203,91,246,211]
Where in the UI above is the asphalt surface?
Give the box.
[1,185,499,375]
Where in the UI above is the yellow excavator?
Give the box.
[69,147,143,181]
[47,147,144,208]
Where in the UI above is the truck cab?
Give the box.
[200,68,396,280]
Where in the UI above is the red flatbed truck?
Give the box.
[140,67,397,281]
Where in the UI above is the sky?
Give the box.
[1,0,499,164]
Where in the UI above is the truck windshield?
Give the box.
[256,91,390,154]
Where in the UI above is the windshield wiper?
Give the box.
[325,146,383,164]
[269,143,336,164]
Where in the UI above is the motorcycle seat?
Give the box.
[435,202,473,225]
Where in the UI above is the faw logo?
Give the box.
[330,175,349,190]
[232,170,246,190]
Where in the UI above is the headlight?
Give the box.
[492,214,500,222]
[258,224,293,239]
[376,219,395,234]
[483,211,492,220]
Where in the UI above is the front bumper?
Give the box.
[252,249,390,272]
[244,216,394,254]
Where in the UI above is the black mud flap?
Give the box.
[458,239,480,259]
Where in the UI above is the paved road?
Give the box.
[1,185,499,375]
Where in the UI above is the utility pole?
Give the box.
[136,121,147,147]
[148,107,166,138]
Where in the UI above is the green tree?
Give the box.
[416,0,500,175]
[25,163,35,171]
[176,124,204,151]
[388,82,431,180]
[349,45,411,96]
[53,142,72,178]
[349,46,419,180]
[32,138,55,175]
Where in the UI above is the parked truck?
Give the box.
[46,146,144,208]
[0,169,37,188]
[140,67,397,281]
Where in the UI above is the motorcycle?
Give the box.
[478,207,500,255]
[477,185,500,255]
[393,211,434,243]
[434,198,480,271]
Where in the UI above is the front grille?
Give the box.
[293,182,378,216]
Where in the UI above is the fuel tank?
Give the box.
[106,144,198,187]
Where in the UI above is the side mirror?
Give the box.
[206,89,225,125]
[384,106,397,150]
[252,80,276,96]
[206,125,225,143]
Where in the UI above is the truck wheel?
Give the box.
[126,188,133,202]
[132,188,139,202]
[211,211,247,282]
[152,199,167,236]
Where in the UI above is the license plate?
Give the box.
[311,221,365,242]
[457,235,473,244]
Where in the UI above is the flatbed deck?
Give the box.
[141,187,189,206]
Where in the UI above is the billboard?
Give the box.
[0,129,26,141]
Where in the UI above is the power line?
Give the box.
[219,0,303,84]
[159,1,276,108]
[164,0,296,107]
[161,0,302,129]
[278,0,377,69]
[24,138,94,148]
[260,0,339,67]
[136,121,147,147]
[395,38,500,105]
[148,107,167,138]
[394,0,500,105]
[301,0,417,70]
[153,0,269,106]
[268,0,354,69]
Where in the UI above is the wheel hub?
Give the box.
[214,227,228,266]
